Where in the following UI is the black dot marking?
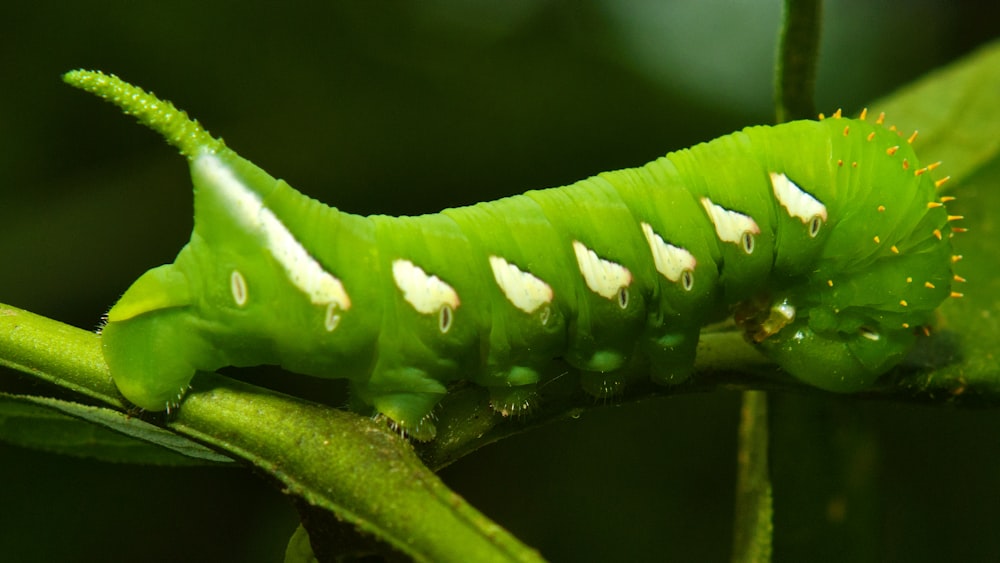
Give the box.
[742,232,755,254]
[617,287,629,309]
[439,306,453,333]
[809,216,823,238]
[681,270,695,292]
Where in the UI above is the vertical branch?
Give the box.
[734,2,823,561]
[731,390,773,563]
[774,0,823,123]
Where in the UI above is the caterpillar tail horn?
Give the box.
[63,69,225,158]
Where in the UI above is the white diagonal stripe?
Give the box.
[572,241,632,300]
[392,259,460,314]
[700,197,760,245]
[640,222,696,283]
[770,172,827,223]
[194,153,351,311]
[488,256,553,314]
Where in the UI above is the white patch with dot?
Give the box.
[571,241,632,300]
[195,153,351,312]
[700,197,760,250]
[640,222,696,285]
[230,270,248,307]
[769,172,828,226]
[488,256,553,314]
[392,259,460,315]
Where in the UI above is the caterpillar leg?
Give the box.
[574,330,697,400]
[644,330,698,386]
[370,393,442,441]
[476,311,560,416]
[579,370,629,399]
[488,382,540,417]
[353,367,448,441]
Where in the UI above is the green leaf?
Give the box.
[284,525,319,563]
[0,393,232,464]
[872,41,1000,185]
[0,304,232,463]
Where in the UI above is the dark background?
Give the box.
[1,1,998,561]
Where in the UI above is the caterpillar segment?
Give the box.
[66,70,957,440]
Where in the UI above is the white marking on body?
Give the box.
[324,303,341,332]
[769,172,827,232]
[774,301,796,321]
[571,241,632,300]
[230,270,248,307]
[617,288,629,309]
[195,153,352,313]
[392,259,460,315]
[488,256,553,314]
[700,197,760,252]
[438,306,453,333]
[640,222,696,286]
[860,328,880,341]
[539,306,552,325]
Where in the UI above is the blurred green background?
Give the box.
[2,1,998,561]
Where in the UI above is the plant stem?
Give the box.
[775,0,823,122]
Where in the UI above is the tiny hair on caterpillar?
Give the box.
[64,70,961,440]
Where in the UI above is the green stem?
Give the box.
[731,390,773,563]
[775,0,823,123]
[0,303,541,562]
[731,2,824,560]
[0,305,122,407]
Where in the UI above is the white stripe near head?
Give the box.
[194,153,352,312]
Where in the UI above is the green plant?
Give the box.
[2,2,999,561]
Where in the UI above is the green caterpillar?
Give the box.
[65,70,960,440]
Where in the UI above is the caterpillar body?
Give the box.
[66,70,958,440]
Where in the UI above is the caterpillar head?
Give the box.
[734,115,958,392]
[738,234,954,392]
[739,300,916,392]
